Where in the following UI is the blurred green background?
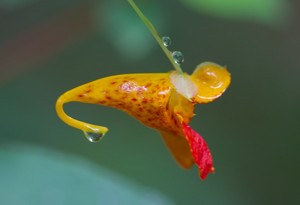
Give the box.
[0,0,299,204]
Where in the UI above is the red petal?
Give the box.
[182,123,215,180]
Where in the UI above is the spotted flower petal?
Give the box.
[56,62,230,180]
[55,0,231,181]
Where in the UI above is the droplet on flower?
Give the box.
[172,51,184,65]
[162,36,172,47]
[84,131,105,142]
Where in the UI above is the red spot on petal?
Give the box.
[182,123,214,180]
[147,117,156,122]
[131,98,137,102]
[145,83,152,87]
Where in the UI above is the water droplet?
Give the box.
[172,51,184,65]
[84,131,104,143]
[162,36,172,47]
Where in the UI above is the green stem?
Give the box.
[128,0,183,74]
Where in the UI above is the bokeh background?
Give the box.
[0,0,299,204]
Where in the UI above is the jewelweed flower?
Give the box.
[56,63,230,179]
[56,0,231,180]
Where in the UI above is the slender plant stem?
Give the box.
[128,0,183,74]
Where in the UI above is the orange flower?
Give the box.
[56,62,230,179]
[56,0,231,180]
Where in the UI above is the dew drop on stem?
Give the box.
[162,36,172,47]
[172,51,184,65]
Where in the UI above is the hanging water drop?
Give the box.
[162,36,172,47]
[84,131,104,143]
[172,51,184,65]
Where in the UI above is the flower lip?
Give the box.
[190,62,231,104]
[169,71,197,101]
